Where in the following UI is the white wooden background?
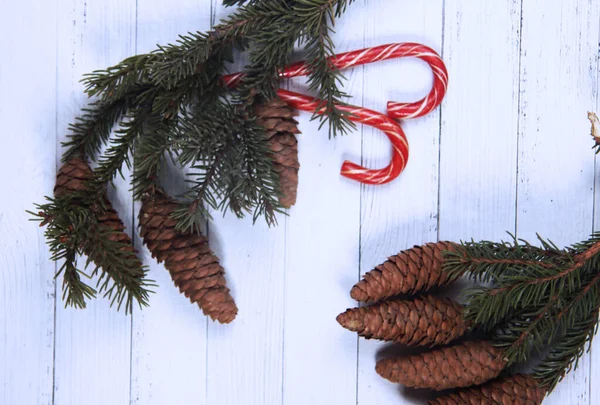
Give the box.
[2,0,600,404]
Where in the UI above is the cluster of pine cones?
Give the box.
[337,242,547,404]
[55,96,300,323]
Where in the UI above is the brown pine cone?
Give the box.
[54,157,143,271]
[54,156,94,195]
[428,374,546,405]
[336,295,468,347]
[351,242,458,303]
[254,97,300,208]
[139,190,238,323]
[376,340,506,391]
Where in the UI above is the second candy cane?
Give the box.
[223,43,448,185]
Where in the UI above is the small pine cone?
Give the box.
[254,97,300,208]
[139,191,238,323]
[336,295,468,347]
[54,157,94,195]
[427,375,546,405]
[376,340,506,391]
[54,157,142,271]
[351,242,458,303]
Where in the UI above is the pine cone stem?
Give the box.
[337,295,468,347]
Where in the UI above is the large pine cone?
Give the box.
[336,295,468,347]
[54,157,143,271]
[255,97,300,208]
[139,191,238,323]
[351,242,458,303]
[376,340,506,391]
[428,374,546,405]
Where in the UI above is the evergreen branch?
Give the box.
[297,0,355,137]
[83,54,157,102]
[30,197,153,313]
[61,99,128,162]
[88,109,147,192]
[59,251,97,310]
[532,307,598,390]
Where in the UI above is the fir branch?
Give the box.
[533,307,599,390]
[30,195,153,314]
[88,109,148,191]
[61,99,128,162]
[297,0,355,137]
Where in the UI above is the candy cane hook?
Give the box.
[223,42,448,185]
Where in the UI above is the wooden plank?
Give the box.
[0,1,57,404]
[281,7,364,405]
[203,4,285,405]
[130,2,213,404]
[355,1,444,404]
[439,0,522,242]
[593,34,600,405]
[518,2,600,404]
[53,1,136,405]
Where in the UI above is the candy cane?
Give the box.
[223,43,448,185]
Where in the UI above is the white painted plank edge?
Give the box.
[53,2,136,405]
[204,3,285,405]
[130,2,213,405]
[0,1,57,404]
[281,7,364,405]
[356,1,444,404]
[439,0,522,242]
[517,2,600,404]
[592,16,600,405]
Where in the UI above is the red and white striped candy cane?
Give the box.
[222,43,448,185]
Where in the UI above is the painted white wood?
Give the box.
[3,1,600,404]
[53,2,136,405]
[203,4,285,405]
[130,2,213,405]
[517,2,600,404]
[355,1,443,404]
[281,7,364,405]
[439,0,522,242]
[0,1,56,404]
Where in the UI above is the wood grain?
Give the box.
[356,1,443,404]
[130,2,212,404]
[517,2,600,403]
[0,1,57,404]
[202,3,285,405]
[53,2,136,404]
[2,1,600,404]
[281,6,364,405]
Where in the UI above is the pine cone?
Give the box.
[428,374,546,405]
[336,295,468,347]
[139,191,238,323]
[54,157,143,271]
[54,156,94,195]
[351,242,458,303]
[254,97,300,208]
[376,340,506,391]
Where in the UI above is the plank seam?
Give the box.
[51,0,60,403]
[514,0,525,239]
[436,0,446,243]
